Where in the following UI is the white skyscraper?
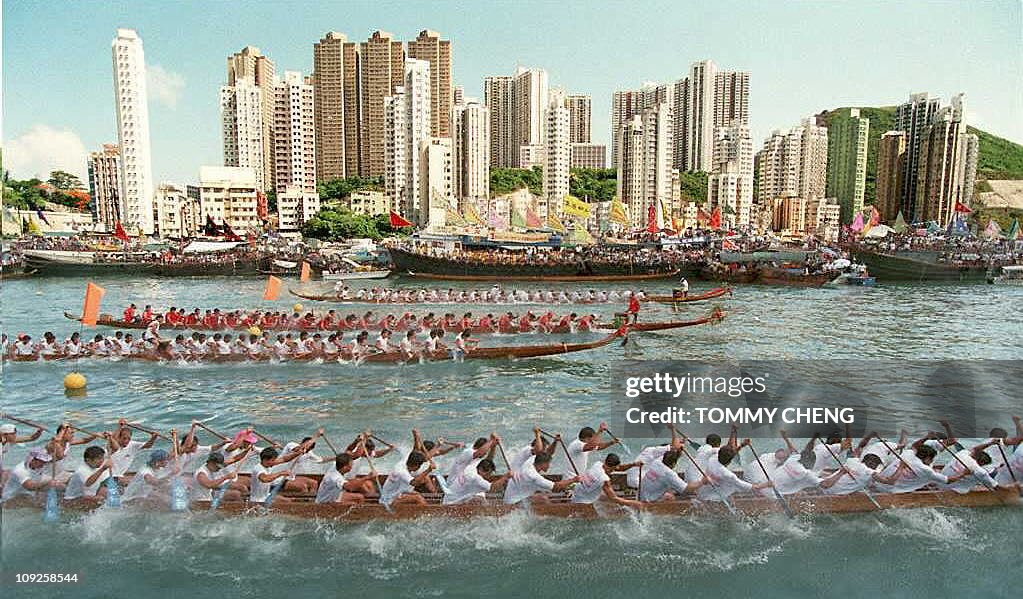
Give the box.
[384,59,432,224]
[452,98,490,214]
[756,119,828,204]
[111,28,155,234]
[543,89,572,219]
[709,125,754,226]
[221,76,266,191]
[615,102,673,228]
[273,71,319,231]
[611,82,672,168]
[513,67,549,167]
[420,137,453,229]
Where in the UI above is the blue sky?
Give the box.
[3,0,1021,184]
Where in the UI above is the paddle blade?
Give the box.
[105,476,122,508]
[170,477,189,512]
[43,487,60,523]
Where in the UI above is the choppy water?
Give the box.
[1,275,1021,597]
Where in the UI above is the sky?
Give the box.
[3,0,1021,185]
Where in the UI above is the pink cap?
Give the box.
[233,429,258,444]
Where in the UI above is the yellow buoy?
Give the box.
[293,303,303,313]
[247,326,262,336]
[64,372,87,391]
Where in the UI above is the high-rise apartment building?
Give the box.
[312,32,351,181]
[756,119,828,204]
[384,59,432,224]
[190,166,261,234]
[571,144,607,169]
[680,60,749,172]
[825,108,870,223]
[420,137,453,229]
[87,144,122,231]
[709,125,754,226]
[407,30,452,139]
[452,98,490,213]
[112,28,155,234]
[615,102,673,228]
[484,76,515,168]
[611,82,671,168]
[220,76,266,190]
[273,71,317,196]
[360,31,405,177]
[513,67,549,168]
[894,92,940,218]
[543,89,572,218]
[914,95,976,224]
[876,131,907,222]
[227,46,276,191]
[566,94,592,143]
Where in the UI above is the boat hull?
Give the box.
[856,250,990,282]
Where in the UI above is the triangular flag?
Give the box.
[445,207,467,226]
[646,205,659,233]
[609,198,629,225]
[851,212,864,233]
[709,207,721,230]
[869,206,881,227]
[696,207,710,225]
[525,206,543,229]
[81,282,106,327]
[893,211,908,234]
[389,211,413,228]
[954,201,972,214]
[263,276,283,301]
[300,262,311,282]
[511,208,527,229]
[463,203,486,226]
[114,221,129,242]
[984,219,1002,240]
[547,211,566,233]
[569,223,595,245]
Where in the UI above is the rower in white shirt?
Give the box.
[123,449,179,502]
[811,431,850,474]
[697,442,774,501]
[191,452,246,503]
[570,454,641,507]
[108,419,159,482]
[681,433,723,483]
[940,442,1000,494]
[63,445,112,501]
[503,451,580,505]
[316,453,377,504]
[558,423,617,476]
[379,450,434,508]
[1,449,61,503]
[638,448,702,502]
[872,443,970,493]
[442,458,510,505]
[250,445,307,505]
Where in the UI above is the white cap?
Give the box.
[0,424,16,434]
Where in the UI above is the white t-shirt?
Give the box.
[995,444,1023,486]
[250,463,275,503]
[812,443,843,473]
[2,462,49,501]
[64,464,111,500]
[123,465,173,502]
[697,458,753,500]
[110,440,146,476]
[638,458,688,502]
[942,449,998,494]
[571,462,610,504]
[874,450,948,493]
[380,464,415,507]
[682,444,718,482]
[280,442,323,475]
[315,468,350,503]
[177,445,212,474]
[503,457,555,504]
[191,465,229,501]
[442,466,491,505]
[626,444,670,488]
[823,456,877,495]
[769,455,821,496]
[556,438,590,476]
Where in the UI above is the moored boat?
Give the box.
[989,265,1023,285]
[644,286,732,304]
[757,267,834,287]
[855,250,991,282]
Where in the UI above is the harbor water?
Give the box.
[1,275,1021,598]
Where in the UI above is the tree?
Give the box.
[569,168,616,202]
[678,171,708,204]
[490,167,542,196]
[317,176,384,202]
[47,170,84,191]
[300,206,405,241]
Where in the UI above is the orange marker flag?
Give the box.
[263,275,283,301]
[300,261,311,282]
[81,282,106,327]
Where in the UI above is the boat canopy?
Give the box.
[182,241,244,253]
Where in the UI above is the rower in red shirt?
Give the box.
[518,312,535,333]
[184,309,201,327]
[497,312,513,334]
[556,313,575,333]
[224,311,240,329]
[341,315,357,331]
[141,305,155,323]
[578,314,597,331]
[201,310,216,329]
[317,310,337,330]
[627,292,641,323]
[459,313,475,333]
[477,313,495,333]
[537,311,555,333]
[123,303,137,323]
[164,307,180,326]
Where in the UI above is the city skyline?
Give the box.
[3,0,1021,186]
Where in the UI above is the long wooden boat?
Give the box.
[62,310,720,335]
[855,250,991,282]
[404,269,681,282]
[1,268,38,280]
[4,486,1016,521]
[757,267,834,287]
[644,286,732,304]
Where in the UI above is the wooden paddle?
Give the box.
[210,452,248,511]
[169,429,188,512]
[195,422,229,441]
[321,433,341,457]
[43,461,60,523]
[251,429,281,448]
[995,442,1022,497]
[746,442,795,519]
[125,422,170,441]
[678,443,739,516]
[1,413,50,432]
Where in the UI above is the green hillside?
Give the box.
[822,106,1023,204]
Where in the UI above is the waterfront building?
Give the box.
[914,95,975,224]
[518,145,545,169]
[543,89,572,218]
[273,71,318,200]
[407,30,452,139]
[894,92,940,219]
[384,59,431,223]
[513,67,550,168]
[190,166,261,234]
[615,102,673,228]
[360,30,405,177]
[112,28,155,234]
[570,144,608,169]
[756,119,828,204]
[227,46,276,190]
[677,60,749,172]
[312,31,357,181]
[153,184,197,238]
[87,144,122,231]
[825,108,870,223]
[420,137,454,229]
[611,82,671,168]
[876,131,907,222]
[277,185,321,233]
[483,75,515,168]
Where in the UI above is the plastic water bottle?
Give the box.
[170,477,188,512]
[105,476,122,508]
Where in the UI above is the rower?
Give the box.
[872,443,971,493]
[638,446,704,502]
[811,431,851,474]
[316,453,374,504]
[680,433,722,483]
[108,419,159,483]
[63,445,112,502]
[192,452,245,503]
[503,451,580,505]
[697,441,774,502]
[177,421,229,474]
[442,458,510,505]
[818,431,887,495]
[379,450,434,508]
[571,454,642,507]
[1,421,44,484]
[250,446,307,505]
[941,441,1001,494]
[1,449,60,503]
[451,330,478,361]
[626,292,641,323]
[400,330,421,362]
[744,432,828,496]
[277,431,329,494]
[123,303,138,323]
[441,434,499,489]
[675,276,690,299]
[123,448,179,502]
[558,423,617,476]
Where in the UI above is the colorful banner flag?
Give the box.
[463,203,486,226]
[300,262,311,282]
[81,282,106,327]
[609,198,629,225]
[525,206,543,229]
[851,212,864,233]
[511,208,527,229]
[445,207,467,226]
[709,207,721,230]
[893,211,908,234]
[984,219,1003,240]
[547,211,567,233]
[868,206,881,227]
[646,205,659,233]
[114,221,130,242]
[954,201,972,214]
[389,211,413,228]
[569,223,595,245]
[696,207,710,225]
[262,276,283,301]
[1007,218,1020,240]
[562,195,592,219]
[488,210,508,231]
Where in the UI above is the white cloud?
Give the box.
[4,124,88,182]
[147,64,185,109]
